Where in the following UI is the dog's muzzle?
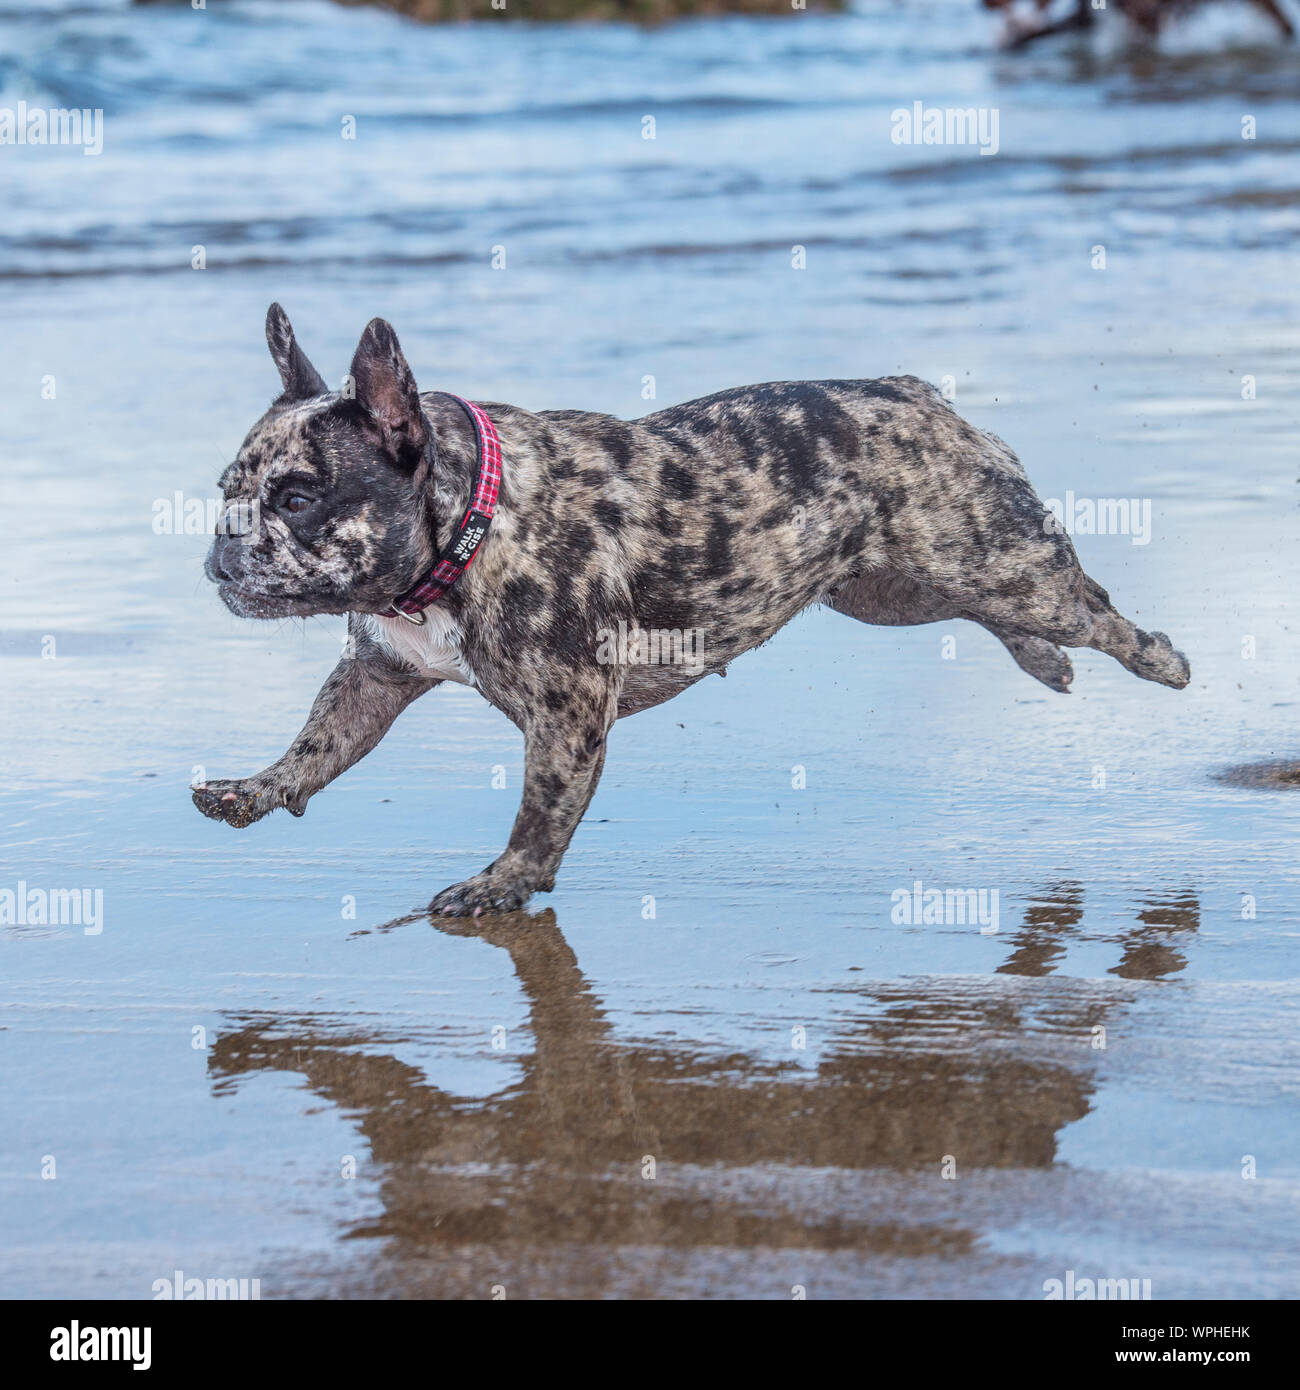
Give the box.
[207,500,262,583]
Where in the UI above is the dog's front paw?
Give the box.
[192,777,286,828]
[430,869,537,918]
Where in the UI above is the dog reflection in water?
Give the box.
[207,887,1199,1295]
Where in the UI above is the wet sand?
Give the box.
[6,608,1300,1298]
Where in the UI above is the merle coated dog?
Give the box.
[194,305,1190,916]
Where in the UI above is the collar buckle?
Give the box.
[385,602,426,626]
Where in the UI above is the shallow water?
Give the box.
[2,0,1300,1299]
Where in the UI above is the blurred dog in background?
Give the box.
[984,0,1295,47]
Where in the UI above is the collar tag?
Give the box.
[447,508,492,567]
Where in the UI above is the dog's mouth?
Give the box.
[216,580,347,620]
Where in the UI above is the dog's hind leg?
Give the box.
[1077,574,1190,689]
[854,414,1189,690]
[917,532,1189,691]
[826,571,1075,692]
[984,566,1191,690]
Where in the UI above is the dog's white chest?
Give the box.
[368,608,475,685]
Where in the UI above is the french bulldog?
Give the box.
[194,304,1190,916]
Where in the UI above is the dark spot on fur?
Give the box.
[661,462,697,500]
[504,575,545,616]
[702,514,735,579]
[856,383,913,405]
[593,499,625,531]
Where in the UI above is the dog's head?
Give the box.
[205,304,435,619]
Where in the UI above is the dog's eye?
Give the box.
[282,494,313,514]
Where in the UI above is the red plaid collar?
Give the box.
[386,394,501,625]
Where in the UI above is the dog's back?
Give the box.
[472,377,1059,713]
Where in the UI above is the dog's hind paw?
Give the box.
[996,631,1074,692]
[1125,629,1191,690]
[430,869,536,918]
[1147,632,1191,689]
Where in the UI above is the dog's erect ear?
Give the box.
[265,303,328,400]
[349,318,430,466]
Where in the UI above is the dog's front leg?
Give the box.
[430,677,620,917]
[193,632,438,828]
